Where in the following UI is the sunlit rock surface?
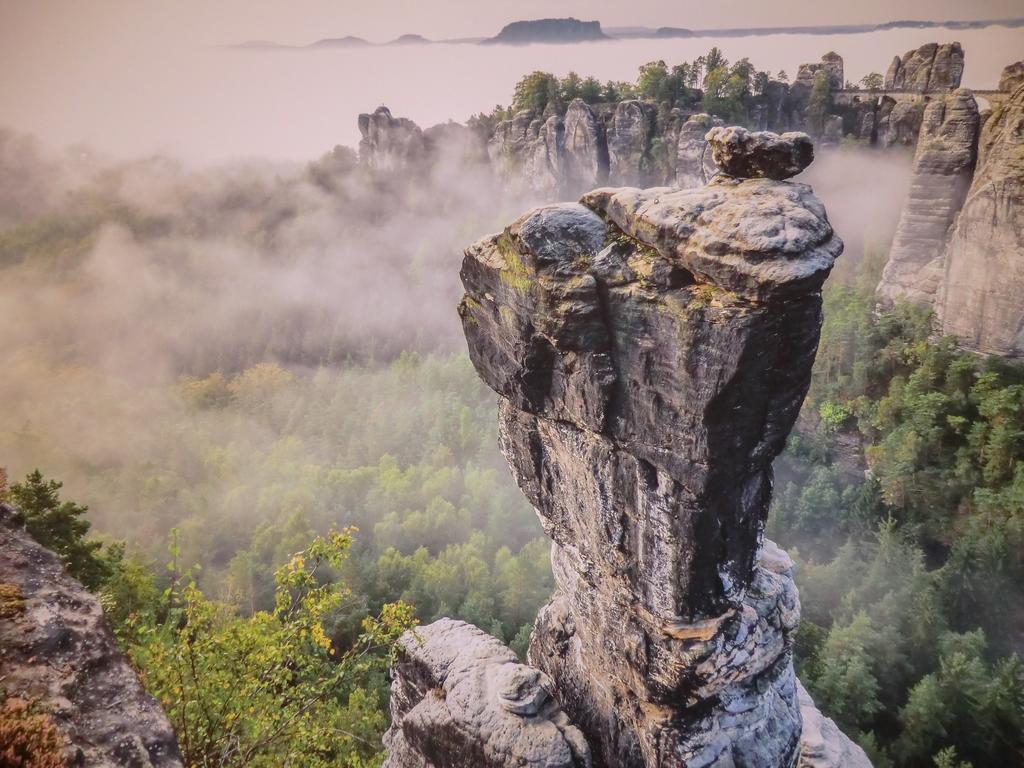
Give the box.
[797,682,873,768]
[877,89,980,305]
[382,618,591,768]
[937,83,1024,357]
[884,42,964,92]
[0,503,183,768]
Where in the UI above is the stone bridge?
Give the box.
[834,88,1009,108]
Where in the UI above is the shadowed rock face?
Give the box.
[706,126,814,180]
[877,89,980,305]
[937,83,1024,357]
[884,42,964,92]
[0,504,183,768]
[607,101,658,187]
[384,131,870,767]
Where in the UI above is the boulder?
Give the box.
[706,126,814,180]
[382,619,590,768]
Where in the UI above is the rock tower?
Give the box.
[383,128,870,767]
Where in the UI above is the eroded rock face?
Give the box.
[0,503,183,768]
[563,99,609,191]
[607,100,657,186]
[936,83,1024,357]
[358,106,427,171]
[455,144,841,765]
[999,61,1024,93]
[797,682,873,768]
[877,89,980,305]
[489,110,565,197]
[675,113,720,187]
[706,126,814,180]
[383,619,591,768]
[884,42,964,92]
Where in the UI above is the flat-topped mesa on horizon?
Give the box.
[384,130,871,767]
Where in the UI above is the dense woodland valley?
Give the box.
[2,40,1023,768]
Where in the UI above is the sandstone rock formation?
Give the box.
[607,100,657,186]
[877,89,980,305]
[563,99,609,191]
[999,61,1024,93]
[796,52,844,91]
[884,42,964,92]
[358,106,427,171]
[706,126,814,180]
[936,83,1024,357]
[383,618,591,768]
[674,113,720,187]
[797,682,873,768]
[0,503,183,767]
[488,110,565,197]
[385,131,871,767]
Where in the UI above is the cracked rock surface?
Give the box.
[386,131,868,767]
[0,503,183,768]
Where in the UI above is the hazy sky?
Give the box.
[2,1,1021,162]
[2,0,1022,47]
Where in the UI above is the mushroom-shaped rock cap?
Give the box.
[706,126,814,180]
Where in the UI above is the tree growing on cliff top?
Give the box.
[512,71,560,114]
[4,470,110,589]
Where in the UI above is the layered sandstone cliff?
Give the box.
[936,83,1024,357]
[884,42,964,92]
[877,89,980,305]
[0,503,183,767]
[383,129,870,767]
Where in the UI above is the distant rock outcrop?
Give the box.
[606,100,657,186]
[936,83,1024,357]
[884,42,964,92]
[877,89,980,305]
[563,99,609,190]
[483,18,608,45]
[385,132,870,767]
[358,106,427,171]
[0,503,183,767]
[999,61,1024,93]
[674,113,720,186]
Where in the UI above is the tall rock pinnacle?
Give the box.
[384,131,869,767]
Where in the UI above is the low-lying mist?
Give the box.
[0,126,912,576]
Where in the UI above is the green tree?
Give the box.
[807,69,834,134]
[860,72,884,92]
[579,76,603,103]
[134,531,415,768]
[4,470,110,589]
[512,71,560,114]
[559,71,583,102]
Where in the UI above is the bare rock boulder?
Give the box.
[706,125,814,180]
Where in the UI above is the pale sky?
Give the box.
[2,0,1021,48]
